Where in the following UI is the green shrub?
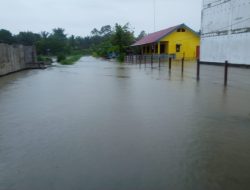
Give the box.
[117,53,125,62]
[45,57,53,63]
[92,52,98,57]
[57,54,66,62]
[60,54,82,65]
[37,55,53,63]
[37,55,44,62]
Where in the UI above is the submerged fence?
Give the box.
[125,54,175,66]
[125,54,249,86]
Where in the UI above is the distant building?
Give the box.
[200,0,250,65]
[132,24,200,60]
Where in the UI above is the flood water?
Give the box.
[0,56,250,190]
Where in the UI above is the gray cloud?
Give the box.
[0,0,202,36]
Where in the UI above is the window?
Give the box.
[176,44,181,52]
[177,28,186,32]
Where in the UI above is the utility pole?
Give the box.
[153,0,156,32]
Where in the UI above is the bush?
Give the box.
[60,54,82,65]
[37,55,44,62]
[117,53,125,62]
[37,55,53,63]
[57,54,66,62]
[45,57,53,63]
[92,52,98,57]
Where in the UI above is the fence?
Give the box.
[125,54,249,86]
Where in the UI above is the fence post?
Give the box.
[197,59,200,80]
[158,55,161,68]
[224,60,228,86]
[169,57,172,71]
[181,57,184,74]
[150,54,153,69]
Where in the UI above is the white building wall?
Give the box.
[201,0,250,65]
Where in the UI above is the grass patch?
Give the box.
[37,55,53,63]
[60,54,83,65]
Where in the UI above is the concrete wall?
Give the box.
[0,43,37,76]
[200,0,250,65]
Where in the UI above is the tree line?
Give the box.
[0,23,146,62]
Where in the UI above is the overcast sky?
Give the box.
[0,0,202,37]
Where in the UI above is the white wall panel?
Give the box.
[202,1,231,34]
[201,33,250,64]
[201,0,250,65]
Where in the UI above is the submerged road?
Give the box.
[0,56,250,190]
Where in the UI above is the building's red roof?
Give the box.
[132,24,199,46]
[132,25,180,46]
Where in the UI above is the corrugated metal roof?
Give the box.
[132,25,180,46]
[132,24,198,46]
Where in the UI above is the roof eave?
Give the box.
[131,24,200,47]
[156,24,200,42]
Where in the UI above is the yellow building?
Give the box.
[132,24,200,60]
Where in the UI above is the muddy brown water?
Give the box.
[0,57,250,190]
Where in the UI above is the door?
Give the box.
[160,44,165,54]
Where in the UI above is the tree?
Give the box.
[41,31,49,39]
[0,23,137,60]
[100,25,112,36]
[14,31,41,46]
[112,23,135,61]
[91,28,100,36]
[51,28,67,41]
[0,29,13,44]
[68,35,76,50]
[47,28,68,54]
[137,30,147,41]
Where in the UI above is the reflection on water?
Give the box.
[0,57,250,190]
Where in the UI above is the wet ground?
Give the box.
[0,56,250,190]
